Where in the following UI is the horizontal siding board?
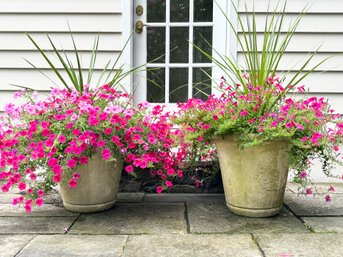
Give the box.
[237,53,343,71]
[239,0,343,13]
[0,33,122,51]
[0,51,120,69]
[238,14,343,33]
[0,14,121,32]
[0,0,121,13]
[238,33,343,53]
[0,70,121,91]
[278,72,343,93]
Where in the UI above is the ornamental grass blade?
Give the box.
[26,33,71,91]
[68,23,84,91]
[46,35,80,92]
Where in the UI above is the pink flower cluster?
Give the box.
[0,85,186,212]
[176,75,343,199]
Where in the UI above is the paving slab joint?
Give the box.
[65,213,81,234]
[283,203,315,233]
[184,203,191,233]
[119,235,130,257]
[13,235,37,257]
[250,233,266,257]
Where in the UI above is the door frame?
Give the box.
[122,0,238,100]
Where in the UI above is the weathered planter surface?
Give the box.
[60,154,123,213]
[214,135,289,217]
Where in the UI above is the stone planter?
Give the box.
[214,135,290,217]
[60,154,123,213]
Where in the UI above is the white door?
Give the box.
[133,0,229,106]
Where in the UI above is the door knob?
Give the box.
[135,20,144,34]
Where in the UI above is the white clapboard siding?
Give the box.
[0,70,124,91]
[0,0,121,13]
[0,0,123,111]
[0,14,121,32]
[0,33,122,51]
[238,33,343,52]
[239,0,343,13]
[239,14,343,33]
[238,0,343,114]
[0,51,120,69]
[237,53,343,71]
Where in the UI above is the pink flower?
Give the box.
[29,173,37,181]
[97,140,106,148]
[72,129,81,136]
[299,171,307,179]
[53,174,62,183]
[104,128,113,135]
[69,179,77,188]
[67,159,77,169]
[73,173,81,180]
[35,198,44,207]
[24,204,32,213]
[79,156,89,164]
[240,110,248,117]
[37,189,45,197]
[18,182,26,191]
[58,135,66,143]
[125,165,134,173]
[197,136,204,142]
[102,148,111,160]
[325,195,331,202]
[165,180,173,187]
[133,134,141,141]
[305,188,313,195]
[156,185,163,193]
[270,120,278,128]
[329,185,335,192]
[12,198,20,206]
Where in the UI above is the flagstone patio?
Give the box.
[1,183,343,257]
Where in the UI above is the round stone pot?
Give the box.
[214,135,290,217]
[60,154,123,213]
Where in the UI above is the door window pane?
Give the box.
[147,0,166,22]
[170,68,188,103]
[147,27,166,63]
[170,0,189,22]
[193,27,212,63]
[170,27,189,63]
[193,67,212,100]
[147,68,165,103]
[194,0,213,22]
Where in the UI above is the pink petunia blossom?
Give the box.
[69,179,78,188]
[156,185,163,193]
[125,165,134,173]
[35,198,44,206]
[101,148,111,160]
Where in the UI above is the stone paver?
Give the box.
[303,217,343,233]
[122,234,262,257]
[17,235,128,257]
[0,217,77,234]
[117,192,144,203]
[187,202,309,234]
[287,183,343,194]
[0,204,78,217]
[285,193,343,216]
[70,203,186,235]
[144,193,225,203]
[255,233,343,257]
[0,193,22,204]
[0,235,35,257]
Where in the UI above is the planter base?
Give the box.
[227,203,282,218]
[63,199,116,213]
